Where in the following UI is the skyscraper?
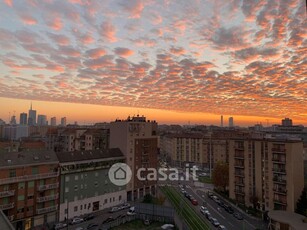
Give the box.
[20,112,27,125]
[50,117,56,126]
[60,117,66,126]
[37,115,47,126]
[28,103,37,126]
[221,115,223,127]
[229,117,234,127]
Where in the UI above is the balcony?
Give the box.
[273,177,286,184]
[0,190,15,198]
[0,171,59,185]
[235,171,245,177]
[234,154,244,159]
[36,205,57,215]
[37,183,59,191]
[235,181,245,186]
[234,163,244,169]
[273,188,287,195]
[235,189,245,195]
[272,158,286,164]
[142,151,148,156]
[0,202,14,210]
[274,199,287,205]
[235,145,244,150]
[272,168,286,174]
[272,148,286,153]
[37,194,59,203]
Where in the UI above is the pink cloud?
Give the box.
[20,14,37,25]
[4,0,12,7]
[48,33,70,46]
[114,48,134,57]
[100,21,117,42]
[170,47,186,56]
[120,0,144,18]
[47,17,63,31]
[86,48,106,59]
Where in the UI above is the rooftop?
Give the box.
[268,210,307,230]
[0,150,58,168]
[56,148,124,163]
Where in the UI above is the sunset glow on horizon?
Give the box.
[0,0,306,126]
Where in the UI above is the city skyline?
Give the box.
[0,1,306,126]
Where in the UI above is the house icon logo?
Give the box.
[108,163,132,186]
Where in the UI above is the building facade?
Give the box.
[56,149,127,221]
[19,113,27,125]
[229,138,304,212]
[0,150,59,230]
[110,115,158,201]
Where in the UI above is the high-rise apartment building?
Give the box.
[19,113,27,125]
[229,117,234,127]
[110,115,158,201]
[37,115,47,126]
[0,150,59,229]
[60,117,66,127]
[281,118,293,127]
[57,149,126,221]
[50,117,56,126]
[28,103,36,126]
[229,138,304,212]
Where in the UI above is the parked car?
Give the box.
[127,206,136,215]
[224,205,234,214]
[161,224,175,229]
[191,198,198,205]
[207,191,213,198]
[200,206,208,214]
[87,223,99,229]
[210,218,220,227]
[84,214,95,221]
[109,206,120,213]
[233,212,244,220]
[75,227,84,230]
[218,225,227,230]
[206,212,212,220]
[120,203,131,209]
[143,219,151,225]
[54,223,67,230]
[70,217,84,225]
[102,217,115,224]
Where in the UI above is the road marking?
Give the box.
[227,221,235,227]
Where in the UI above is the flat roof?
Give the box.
[268,210,307,230]
[0,150,58,168]
[56,148,124,163]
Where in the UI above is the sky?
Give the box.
[0,0,306,126]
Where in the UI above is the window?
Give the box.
[75,175,78,180]
[80,205,82,210]
[18,195,25,201]
[74,185,78,191]
[65,176,70,182]
[119,195,122,201]
[104,199,107,204]
[9,169,16,178]
[32,167,38,175]
[28,181,34,188]
[74,206,78,212]
[65,208,68,214]
[65,187,69,193]
[94,181,98,187]
[18,182,25,189]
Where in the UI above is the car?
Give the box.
[218,201,225,207]
[218,225,227,230]
[109,206,120,213]
[102,217,115,224]
[70,217,84,225]
[212,196,220,203]
[87,223,99,229]
[233,212,244,220]
[225,205,234,214]
[120,203,130,209]
[75,227,84,230]
[207,191,213,198]
[54,223,68,230]
[200,206,208,214]
[206,212,212,220]
[143,219,151,225]
[210,218,220,227]
[184,193,190,198]
[191,198,198,205]
[161,224,175,229]
[84,214,95,221]
[127,206,136,215]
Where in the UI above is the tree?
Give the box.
[212,161,229,192]
[296,189,307,216]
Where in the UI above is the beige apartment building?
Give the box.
[229,138,304,212]
[110,115,158,201]
[160,133,229,169]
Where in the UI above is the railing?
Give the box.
[36,205,57,215]
[272,168,286,174]
[235,189,245,195]
[37,194,59,203]
[234,154,244,159]
[0,172,59,185]
[234,164,244,168]
[235,181,245,186]
[37,183,59,191]
[235,172,245,177]
[273,177,286,184]
[0,190,15,198]
[273,188,287,194]
[272,148,286,153]
[0,202,14,210]
[272,158,286,164]
[273,199,287,205]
